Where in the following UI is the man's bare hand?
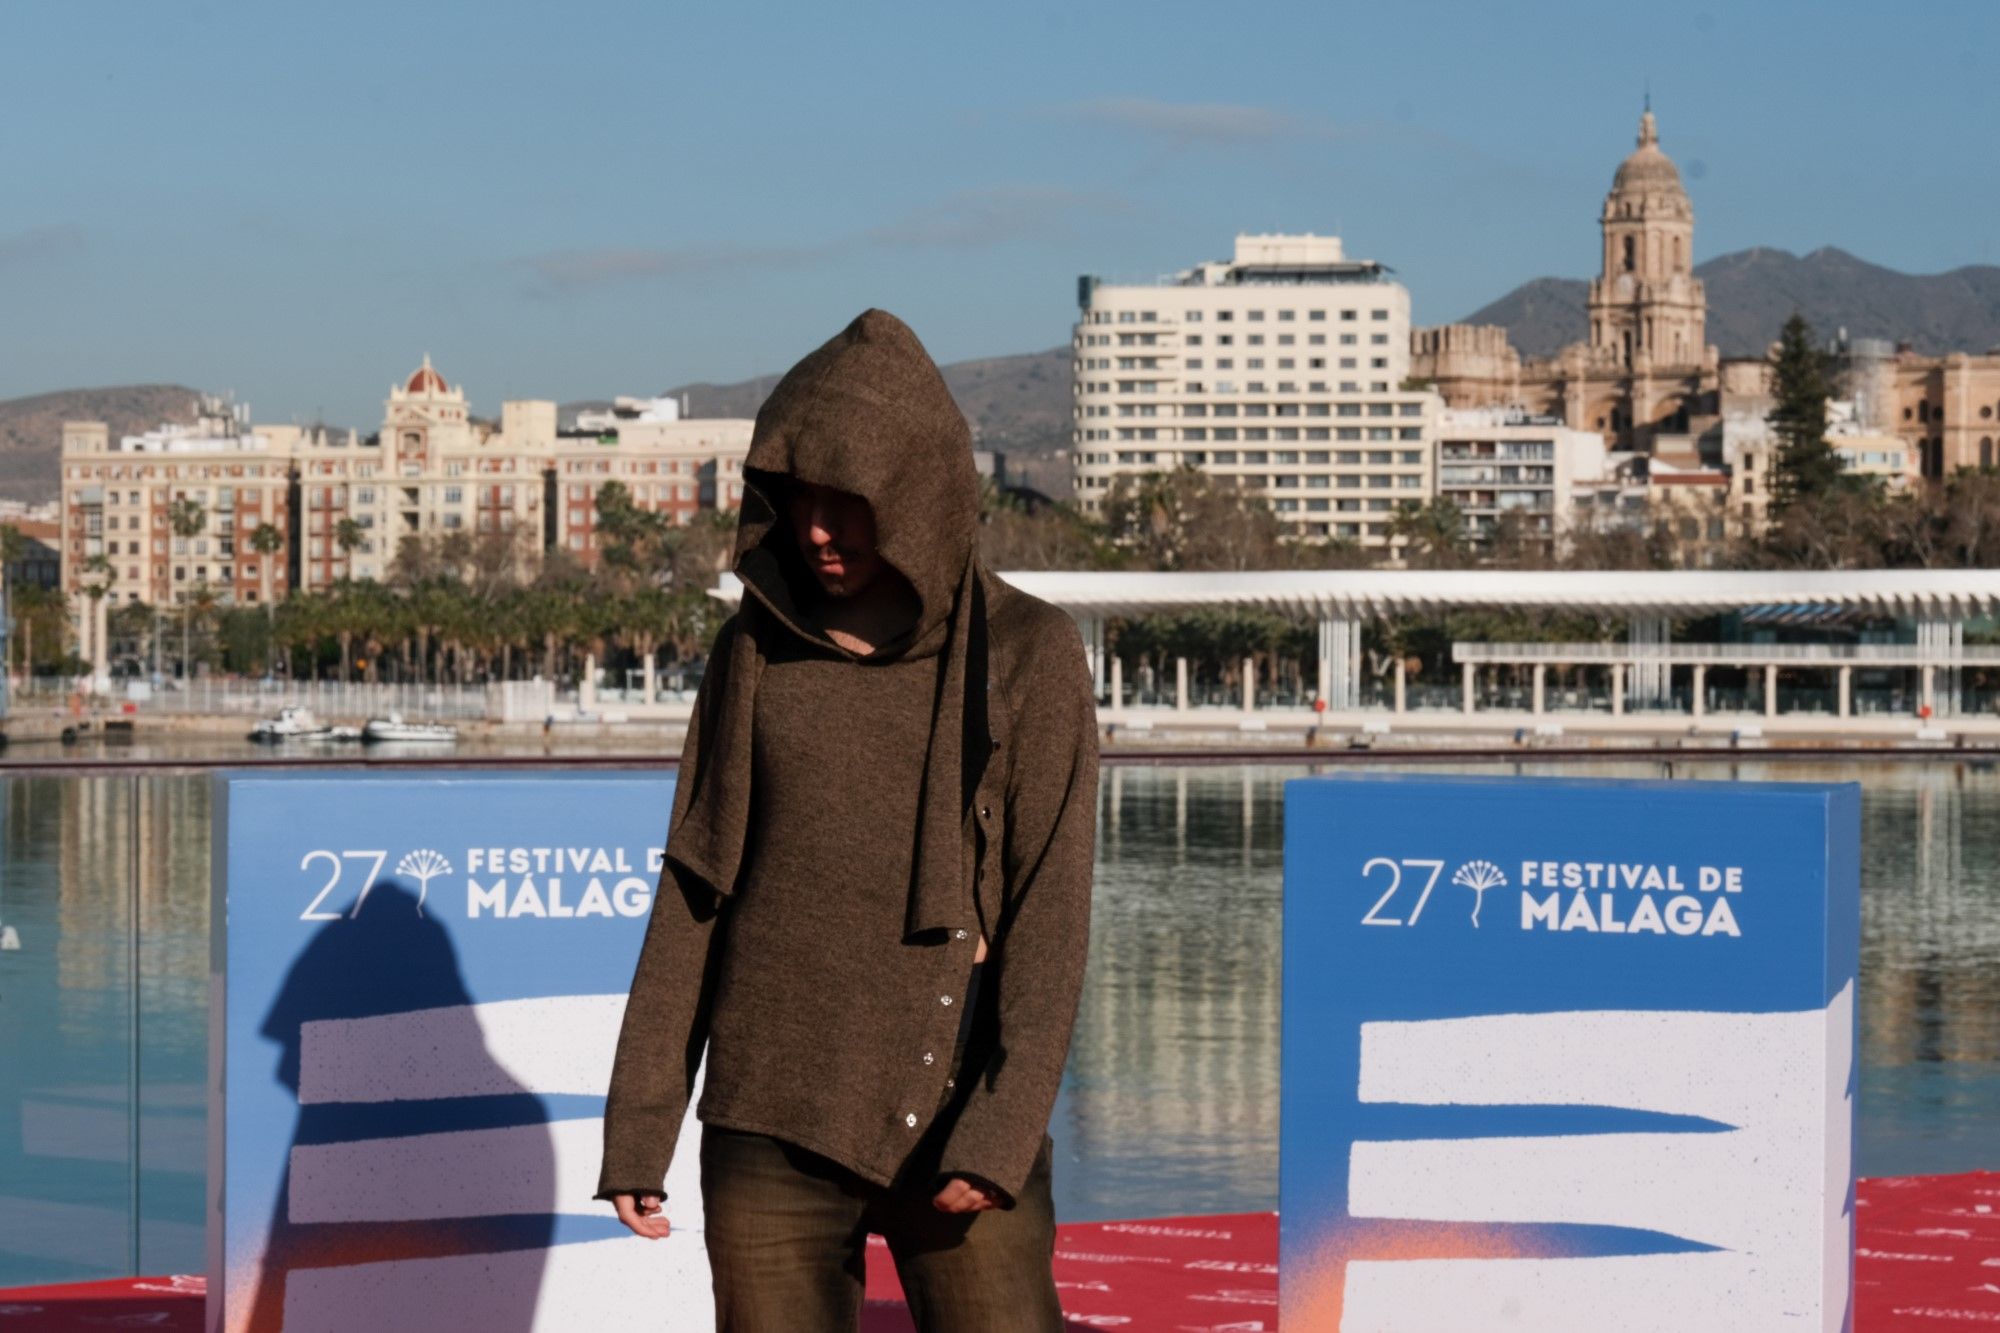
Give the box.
[611,1191,671,1239]
[931,1176,1001,1214]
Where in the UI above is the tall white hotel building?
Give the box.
[1071,233,1438,548]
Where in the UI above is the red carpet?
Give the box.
[3,1175,1996,1330]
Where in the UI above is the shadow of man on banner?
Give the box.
[243,882,554,1332]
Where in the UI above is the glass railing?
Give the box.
[1,768,208,1285]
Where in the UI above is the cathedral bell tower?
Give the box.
[1588,106,1706,373]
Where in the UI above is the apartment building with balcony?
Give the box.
[1072,233,1440,548]
[1434,408,1607,546]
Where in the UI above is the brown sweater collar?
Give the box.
[665,556,994,941]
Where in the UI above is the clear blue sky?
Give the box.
[3,0,1994,428]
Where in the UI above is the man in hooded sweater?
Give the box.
[596,308,1099,1332]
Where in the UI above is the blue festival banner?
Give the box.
[208,772,710,1333]
[1280,774,1860,1332]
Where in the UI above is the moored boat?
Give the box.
[248,707,330,743]
[362,713,458,744]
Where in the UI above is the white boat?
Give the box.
[249,706,331,743]
[363,713,459,744]
[323,725,365,743]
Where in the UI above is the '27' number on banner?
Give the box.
[300,850,390,920]
[1360,858,1445,927]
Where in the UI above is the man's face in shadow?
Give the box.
[785,480,884,599]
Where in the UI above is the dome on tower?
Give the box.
[404,354,448,395]
[1610,109,1685,196]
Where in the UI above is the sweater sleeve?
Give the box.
[937,623,1098,1203]
[593,623,739,1203]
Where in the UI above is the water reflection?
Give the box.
[0,775,211,1284]
[1056,766,1284,1221]
[1,757,1996,1281]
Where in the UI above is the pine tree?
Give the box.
[1766,312,1841,511]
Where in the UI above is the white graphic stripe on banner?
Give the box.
[298,994,627,1104]
[1357,983,1852,1123]
[1341,1252,1820,1332]
[282,1235,714,1333]
[1349,1130,1814,1257]
[289,1117,670,1225]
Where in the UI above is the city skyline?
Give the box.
[3,0,1996,428]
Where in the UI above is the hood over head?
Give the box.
[734,308,980,656]
[666,308,993,942]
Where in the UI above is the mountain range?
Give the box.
[8,246,1999,505]
[1463,246,2000,360]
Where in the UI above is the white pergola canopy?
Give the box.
[712,569,2000,621]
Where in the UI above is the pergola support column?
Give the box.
[1079,616,1106,702]
[1838,666,1852,719]
[1393,659,1406,715]
[1628,615,1670,707]
[1462,661,1475,714]
[1241,656,1256,714]
[1175,656,1189,711]
[1611,663,1625,716]
[1917,614,1963,717]
[1764,664,1778,718]
[1318,616,1359,712]
[1532,664,1546,716]
[1692,664,1706,718]
[1110,655,1124,711]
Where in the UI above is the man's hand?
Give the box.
[611,1191,671,1239]
[932,1176,1003,1214]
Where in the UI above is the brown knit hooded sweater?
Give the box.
[595,309,1098,1207]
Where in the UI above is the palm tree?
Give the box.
[249,522,285,607]
[11,584,54,684]
[185,582,221,678]
[167,498,207,678]
[0,524,20,678]
[333,517,365,580]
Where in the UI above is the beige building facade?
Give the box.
[1073,233,1438,548]
[60,361,753,611]
[1889,350,2000,479]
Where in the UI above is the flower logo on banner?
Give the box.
[395,848,454,917]
[1452,859,1507,927]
